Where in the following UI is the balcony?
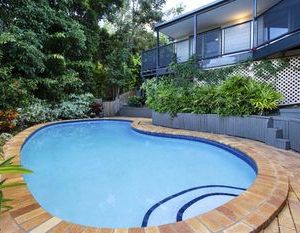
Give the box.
[141,0,300,77]
[254,0,300,59]
[141,21,253,77]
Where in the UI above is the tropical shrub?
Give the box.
[0,157,32,213]
[17,94,95,128]
[142,78,191,116]
[191,85,218,114]
[142,76,283,116]
[128,96,143,107]
[216,76,283,116]
[17,100,56,128]
[215,76,258,116]
[249,82,283,115]
[55,93,95,120]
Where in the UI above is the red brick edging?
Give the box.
[1,118,289,233]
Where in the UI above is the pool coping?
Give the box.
[2,117,290,233]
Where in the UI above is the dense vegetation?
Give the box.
[0,0,182,212]
[143,75,283,117]
[0,0,290,214]
[0,0,180,132]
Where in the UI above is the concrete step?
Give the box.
[266,128,283,139]
[265,127,291,150]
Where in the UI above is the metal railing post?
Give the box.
[156,30,160,77]
[252,0,257,49]
[193,14,198,55]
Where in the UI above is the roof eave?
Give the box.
[155,0,236,31]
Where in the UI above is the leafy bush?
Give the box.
[215,76,283,116]
[191,85,218,114]
[142,78,191,116]
[0,156,32,213]
[215,76,257,116]
[55,93,95,120]
[17,94,95,128]
[143,76,282,116]
[17,100,56,128]
[128,96,143,107]
[249,82,283,115]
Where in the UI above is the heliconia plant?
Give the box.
[0,156,32,213]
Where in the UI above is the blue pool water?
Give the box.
[21,120,256,228]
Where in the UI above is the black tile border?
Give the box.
[141,185,246,227]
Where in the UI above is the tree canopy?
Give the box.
[0,0,183,110]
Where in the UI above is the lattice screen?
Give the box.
[234,57,300,106]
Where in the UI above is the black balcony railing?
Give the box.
[141,0,300,75]
[141,48,157,71]
[159,43,175,68]
[141,43,175,72]
[141,21,252,73]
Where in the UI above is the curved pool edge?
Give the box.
[2,117,289,233]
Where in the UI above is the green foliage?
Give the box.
[45,54,66,76]
[17,94,95,128]
[191,85,218,114]
[169,57,240,85]
[17,100,57,127]
[105,48,140,100]
[216,76,257,116]
[55,93,95,120]
[143,76,283,117]
[0,0,130,110]
[128,96,143,107]
[0,156,32,213]
[253,59,290,80]
[249,82,283,115]
[170,58,200,86]
[142,78,191,116]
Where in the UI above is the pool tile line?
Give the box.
[131,127,258,174]
[176,193,239,222]
[1,117,293,233]
[142,185,246,227]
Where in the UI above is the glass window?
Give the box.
[196,34,203,59]
[189,37,194,57]
[175,39,190,62]
[203,29,221,58]
[264,10,289,41]
[291,1,300,31]
[256,0,300,46]
[224,22,251,54]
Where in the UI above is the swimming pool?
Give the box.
[21,120,257,228]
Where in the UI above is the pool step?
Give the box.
[143,185,245,227]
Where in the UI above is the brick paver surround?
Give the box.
[1,117,299,233]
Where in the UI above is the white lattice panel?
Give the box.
[234,57,300,106]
